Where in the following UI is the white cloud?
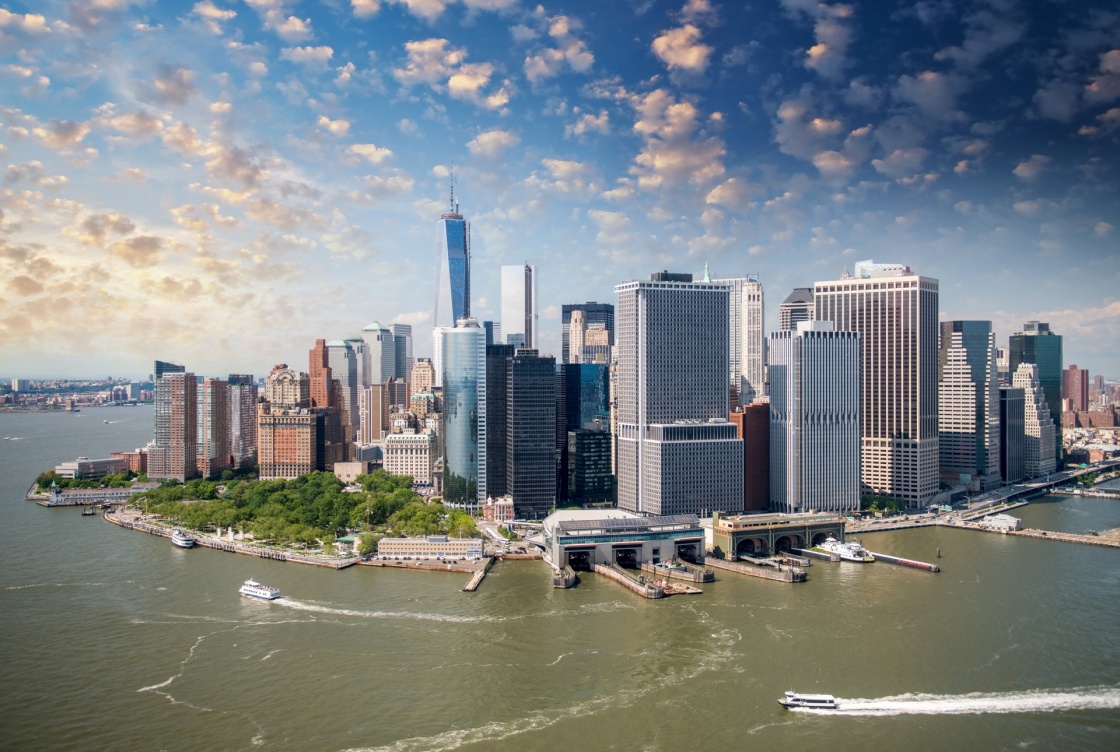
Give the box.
[651,24,712,73]
[705,177,753,210]
[351,0,380,18]
[394,39,511,110]
[281,46,334,65]
[780,1,856,80]
[871,147,928,179]
[894,70,967,119]
[630,88,725,190]
[189,1,237,35]
[467,128,519,159]
[566,109,609,137]
[523,16,594,84]
[1085,49,1120,104]
[347,143,394,164]
[143,65,198,107]
[317,115,350,136]
[1094,221,1113,238]
[1012,154,1050,182]
[934,4,1025,68]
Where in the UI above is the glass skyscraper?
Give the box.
[1008,321,1062,463]
[433,201,470,331]
[500,264,537,348]
[441,319,486,508]
[938,321,1000,491]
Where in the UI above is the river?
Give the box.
[1,406,1118,751]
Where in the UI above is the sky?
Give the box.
[1,0,1117,380]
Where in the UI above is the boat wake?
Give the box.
[272,597,499,623]
[793,686,1120,716]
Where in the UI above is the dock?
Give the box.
[461,563,489,592]
[593,563,664,598]
[865,551,940,572]
[704,555,807,582]
[790,547,838,562]
[640,560,715,583]
[552,565,577,589]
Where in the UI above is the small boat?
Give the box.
[239,579,281,600]
[779,691,838,709]
[171,529,196,548]
[820,537,875,563]
[103,419,109,424]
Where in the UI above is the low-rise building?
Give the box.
[980,513,1022,532]
[54,456,129,480]
[540,509,705,570]
[333,460,373,485]
[111,449,148,474]
[383,430,435,484]
[377,535,484,559]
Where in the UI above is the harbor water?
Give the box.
[2,407,1119,751]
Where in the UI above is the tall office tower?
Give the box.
[441,319,486,508]
[482,320,500,347]
[729,403,769,512]
[567,429,613,505]
[711,272,764,406]
[568,310,586,363]
[433,192,470,338]
[615,271,744,516]
[769,322,861,514]
[327,339,360,441]
[1009,321,1062,462]
[484,344,517,499]
[557,363,610,502]
[154,360,185,381]
[308,339,333,409]
[778,288,814,332]
[814,260,940,506]
[358,379,409,444]
[361,322,397,385]
[938,321,1001,492]
[561,302,614,364]
[410,359,435,399]
[999,386,1025,484]
[149,371,198,481]
[265,364,310,408]
[227,374,258,469]
[582,327,611,364]
[507,348,557,518]
[996,347,1010,385]
[1013,363,1057,478]
[1063,364,1089,413]
[390,324,414,381]
[197,378,231,479]
[501,264,537,348]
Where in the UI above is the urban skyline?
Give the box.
[1,0,1117,379]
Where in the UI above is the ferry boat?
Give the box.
[779,691,838,709]
[239,579,281,601]
[171,529,196,548]
[819,537,874,563]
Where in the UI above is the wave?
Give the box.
[271,597,500,624]
[792,686,1120,716]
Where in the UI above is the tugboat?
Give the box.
[171,529,196,548]
[779,691,838,709]
[239,579,281,600]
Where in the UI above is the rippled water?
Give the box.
[2,407,1119,751]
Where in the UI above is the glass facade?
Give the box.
[441,320,486,506]
[434,214,470,329]
[1008,322,1062,462]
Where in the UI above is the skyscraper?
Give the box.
[507,348,556,518]
[361,322,397,385]
[814,260,940,506]
[1009,321,1062,462]
[433,194,470,330]
[778,288,814,332]
[557,363,611,502]
[153,360,185,381]
[1013,363,1057,478]
[484,344,517,500]
[711,272,764,405]
[615,271,744,516]
[938,321,1000,492]
[327,339,360,441]
[501,264,537,348]
[197,378,231,479]
[441,319,486,508]
[1063,364,1089,413]
[390,323,414,381]
[227,374,258,469]
[768,321,861,514]
[561,302,614,364]
[149,371,198,482]
[999,386,1025,484]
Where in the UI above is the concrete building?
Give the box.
[561,302,614,364]
[410,359,435,399]
[580,326,611,364]
[813,260,940,507]
[333,460,372,485]
[704,511,846,559]
[54,456,128,480]
[769,321,861,514]
[264,364,309,408]
[711,271,765,406]
[441,318,487,508]
[361,322,397,386]
[1063,364,1090,413]
[507,348,557,519]
[11,378,32,393]
[540,510,705,570]
[938,321,1001,492]
[1013,363,1057,478]
[327,339,361,441]
[149,371,198,482]
[383,429,435,484]
[1009,321,1062,462]
[378,536,484,560]
[729,403,770,512]
[111,449,148,474]
[390,323,413,381]
[257,404,319,480]
[778,288,814,332]
[501,263,537,348]
[228,374,258,470]
[615,271,744,517]
[197,378,231,479]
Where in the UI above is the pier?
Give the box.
[640,560,714,583]
[593,563,664,598]
[790,547,838,562]
[704,555,807,583]
[865,551,940,572]
[461,562,490,592]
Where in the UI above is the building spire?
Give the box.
[702,263,711,283]
[449,163,458,214]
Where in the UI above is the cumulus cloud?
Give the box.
[524,158,600,199]
[347,143,393,164]
[363,171,415,198]
[566,109,609,137]
[894,70,967,120]
[33,119,91,151]
[467,128,519,159]
[523,15,594,83]
[316,115,350,135]
[871,147,929,179]
[95,107,164,137]
[780,1,855,80]
[142,65,198,107]
[629,88,726,190]
[651,24,712,74]
[1085,49,1120,105]
[704,177,753,210]
[281,46,334,65]
[772,95,844,162]
[1012,154,1050,182]
[934,3,1025,68]
[1032,79,1081,122]
[4,161,68,188]
[1095,221,1114,238]
[0,9,52,35]
[394,39,511,110]
[69,212,136,245]
[108,235,164,267]
[351,0,381,18]
[189,1,237,35]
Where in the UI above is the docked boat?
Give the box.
[171,529,196,548]
[239,579,281,601]
[820,537,874,562]
[779,691,838,709]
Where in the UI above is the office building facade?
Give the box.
[433,200,470,330]
[1063,364,1089,413]
[228,375,258,469]
[713,273,764,406]
[938,321,1001,492]
[778,288,814,332]
[999,386,1026,484]
[1009,321,1062,462]
[441,319,486,507]
[507,349,557,519]
[500,264,537,348]
[149,371,198,482]
[484,344,517,499]
[1013,363,1057,478]
[561,302,614,364]
[813,260,939,506]
[197,378,231,479]
[390,323,413,381]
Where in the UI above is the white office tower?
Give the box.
[711,272,765,406]
[615,272,744,516]
[769,322,861,514]
[361,321,396,384]
[814,260,940,507]
[390,323,413,381]
[569,310,586,364]
[938,321,1001,492]
[1012,363,1057,478]
[431,327,448,388]
[501,263,537,348]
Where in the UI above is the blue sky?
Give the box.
[1,0,1117,379]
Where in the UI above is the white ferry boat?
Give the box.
[819,537,874,563]
[171,529,196,548]
[239,579,281,601]
[779,691,838,709]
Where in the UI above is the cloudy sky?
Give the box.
[1,0,1117,380]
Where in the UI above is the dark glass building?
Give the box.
[556,363,611,502]
[1008,321,1062,462]
[999,386,1025,484]
[507,349,556,519]
[484,344,517,499]
[567,429,613,505]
